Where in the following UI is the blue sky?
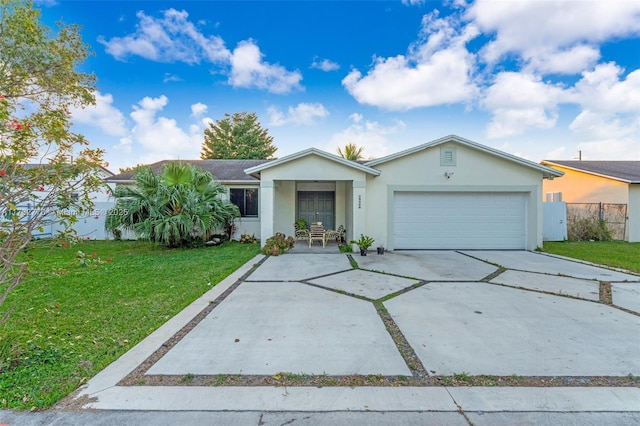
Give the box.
[37,0,640,172]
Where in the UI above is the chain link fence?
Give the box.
[566,203,628,240]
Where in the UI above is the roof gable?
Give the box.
[244,148,381,176]
[541,161,640,184]
[366,134,563,179]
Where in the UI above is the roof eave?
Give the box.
[244,148,381,176]
[366,134,564,178]
[541,161,635,184]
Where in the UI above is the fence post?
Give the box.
[599,202,604,221]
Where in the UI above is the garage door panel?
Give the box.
[394,192,526,249]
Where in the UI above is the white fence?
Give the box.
[12,201,116,240]
[543,202,567,241]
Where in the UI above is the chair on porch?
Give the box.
[309,223,326,247]
[294,223,309,244]
[325,224,344,245]
[326,225,345,244]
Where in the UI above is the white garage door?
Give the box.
[394,192,527,249]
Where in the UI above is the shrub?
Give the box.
[239,233,257,244]
[350,234,375,250]
[568,218,612,241]
[261,233,294,256]
[338,244,353,253]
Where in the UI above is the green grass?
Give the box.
[542,241,640,273]
[0,240,260,410]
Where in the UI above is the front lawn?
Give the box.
[542,241,640,273]
[0,240,260,410]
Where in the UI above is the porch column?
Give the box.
[352,180,366,242]
[260,180,274,241]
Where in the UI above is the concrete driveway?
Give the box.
[70,249,640,415]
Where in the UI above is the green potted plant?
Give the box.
[295,218,307,230]
[350,234,375,256]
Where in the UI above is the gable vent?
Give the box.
[440,147,457,166]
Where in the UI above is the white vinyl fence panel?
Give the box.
[543,202,567,241]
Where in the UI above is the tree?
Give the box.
[200,112,277,160]
[337,142,365,161]
[0,0,105,324]
[105,162,240,248]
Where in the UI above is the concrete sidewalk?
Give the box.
[3,409,639,425]
[4,250,639,425]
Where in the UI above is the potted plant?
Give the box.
[295,218,307,230]
[350,234,375,256]
[377,245,385,255]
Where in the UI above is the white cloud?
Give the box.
[70,91,128,137]
[100,10,302,94]
[190,102,208,117]
[482,72,567,138]
[577,135,640,161]
[401,0,426,6]
[229,40,303,94]
[343,10,478,110]
[545,145,566,160]
[114,136,133,154]
[311,57,340,71]
[328,114,406,159]
[163,73,183,83]
[99,9,230,64]
[129,95,204,163]
[525,45,601,75]
[563,63,640,159]
[467,0,640,74]
[268,103,329,126]
[572,64,640,114]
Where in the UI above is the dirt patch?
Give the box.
[600,281,613,304]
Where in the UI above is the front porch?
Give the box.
[289,238,342,254]
[267,179,363,245]
[243,148,381,246]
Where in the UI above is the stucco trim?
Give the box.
[244,148,381,177]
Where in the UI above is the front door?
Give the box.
[298,191,335,230]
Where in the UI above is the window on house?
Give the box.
[230,188,258,217]
[440,147,457,166]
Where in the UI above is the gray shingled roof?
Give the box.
[107,159,269,183]
[542,161,640,183]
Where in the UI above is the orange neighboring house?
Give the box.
[540,161,640,242]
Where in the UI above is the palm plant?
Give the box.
[106,162,239,248]
[337,142,365,161]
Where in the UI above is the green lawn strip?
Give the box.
[0,240,260,410]
[542,241,640,274]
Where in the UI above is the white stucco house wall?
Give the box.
[106,160,268,240]
[246,135,563,251]
[106,135,562,249]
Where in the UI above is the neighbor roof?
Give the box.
[107,159,269,184]
[24,163,115,177]
[244,147,381,176]
[541,161,640,184]
[366,134,564,179]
